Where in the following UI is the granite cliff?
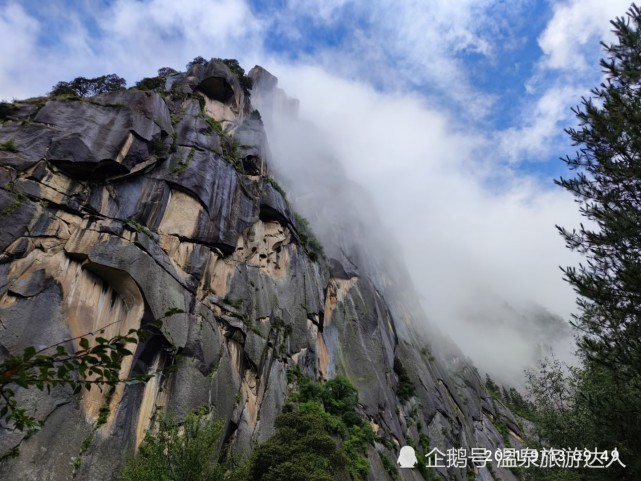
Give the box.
[0,59,526,481]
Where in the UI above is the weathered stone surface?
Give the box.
[0,123,57,171]
[0,61,524,481]
[93,90,174,138]
[162,147,259,252]
[34,91,171,178]
[0,189,36,251]
[174,99,223,153]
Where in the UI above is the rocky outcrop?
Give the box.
[0,59,521,481]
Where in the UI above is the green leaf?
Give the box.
[22,346,36,360]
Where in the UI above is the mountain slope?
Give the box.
[0,59,523,481]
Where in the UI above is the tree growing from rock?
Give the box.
[50,74,126,98]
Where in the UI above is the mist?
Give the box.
[0,0,605,387]
[256,64,582,387]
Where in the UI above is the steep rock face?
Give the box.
[0,60,521,481]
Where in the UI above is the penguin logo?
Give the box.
[397,446,418,468]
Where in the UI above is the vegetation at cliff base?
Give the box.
[249,411,349,481]
[250,371,373,481]
[120,408,247,481]
[120,374,372,481]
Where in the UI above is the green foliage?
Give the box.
[1,326,139,431]
[393,357,415,402]
[249,411,349,481]
[150,135,169,158]
[294,213,325,262]
[485,374,534,420]
[96,386,116,428]
[379,453,397,480]
[134,66,177,92]
[529,4,641,480]
[204,116,223,134]
[186,56,208,70]
[267,177,287,200]
[253,372,373,480]
[484,374,499,396]
[218,58,253,93]
[124,218,157,235]
[185,57,252,93]
[0,182,27,218]
[0,138,18,152]
[321,377,359,420]
[120,408,244,481]
[222,295,243,309]
[172,147,195,175]
[525,357,636,480]
[50,74,126,98]
[170,132,178,153]
[250,109,262,122]
[221,139,244,174]
[157,67,178,78]
[134,77,165,92]
[556,1,641,382]
[0,310,181,432]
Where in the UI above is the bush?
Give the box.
[265,372,373,480]
[186,56,208,70]
[218,59,253,93]
[134,76,165,92]
[120,409,243,481]
[249,411,349,481]
[50,74,126,98]
[250,109,262,122]
[157,67,178,78]
[393,357,415,402]
[267,177,287,200]
[294,213,325,262]
[0,139,18,152]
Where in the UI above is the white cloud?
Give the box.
[0,0,265,100]
[538,0,631,72]
[491,1,637,165]
[285,0,351,23]
[2,0,621,381]
[498,84,584,161]
[0,3,40,99]
[99,0,265,82]
[265,64,582,382]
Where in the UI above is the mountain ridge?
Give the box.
[0,57,525,481]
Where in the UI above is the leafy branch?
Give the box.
[0,308,182,432]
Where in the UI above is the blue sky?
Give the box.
[0,0,624,170]
[0,0,636,377]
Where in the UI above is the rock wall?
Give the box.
[0,59,523,481]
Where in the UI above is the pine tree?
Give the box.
[556,3,641,380]
[552,4,641,478]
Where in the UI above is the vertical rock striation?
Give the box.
[0,59,522,481]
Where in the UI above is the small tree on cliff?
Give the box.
[50,74,126,98]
